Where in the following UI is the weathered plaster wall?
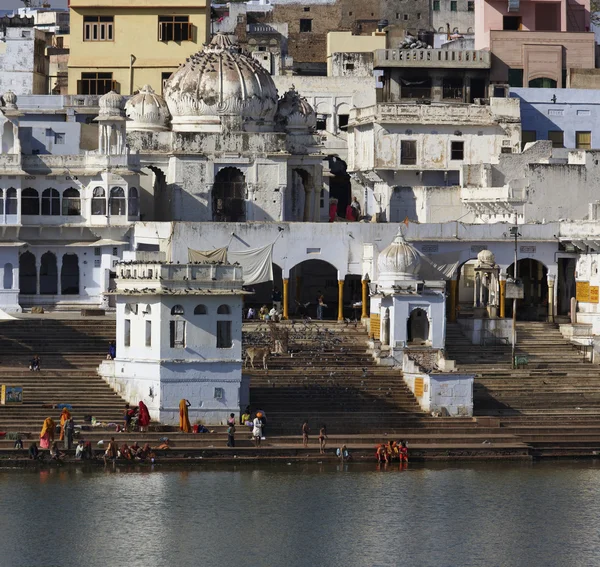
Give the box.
[0,27,48,95]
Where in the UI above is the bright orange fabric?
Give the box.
[40,417,55,441]
[179,399,191,433]
[59,408,71,441]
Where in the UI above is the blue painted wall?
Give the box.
[511,88,600,149]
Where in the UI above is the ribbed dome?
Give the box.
[98,90,125,118]
[276,85,316,131]
[163,33,279,132]
[125,85,171,131]
[377,231,421,282]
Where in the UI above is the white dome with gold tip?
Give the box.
[163,33,279,132]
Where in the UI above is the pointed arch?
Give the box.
[61,253,79,295]
[40,251,58,295]
[19,252,36,294]
[212,167,246,222]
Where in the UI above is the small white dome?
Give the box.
[98,90,125,118]
[476,249,496,267]
[377,231,421,283]
[2,90,17,109]
[276,86,316,131]
[163,33,278,132]
[125,85,171,131]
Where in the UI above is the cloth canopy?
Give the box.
[187,243,274,286]
[416,249,462,280]
[188,247,228,264]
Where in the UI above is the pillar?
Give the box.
[499,272,506,318]
[547,274,555,323]
[337,279,344,321]
[35,255,40,295]
[361,278,369,319]
[448,279,458,323]
[283,278,289,320]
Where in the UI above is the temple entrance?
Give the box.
[19,252,36,294]
[213,167,246,222]
[557,257,576,316]
[289,259,338,319]
[327,157,351,220]
[61,254,80,295]
[292,168,315,221]
[40,252,58,295]
[408,308,429,344]
[507,259,548,320]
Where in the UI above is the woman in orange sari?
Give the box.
[179,399,191,433]
[40,417,55,449]
[59,408,71,441]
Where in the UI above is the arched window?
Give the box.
[143,304,152,315]
[212,167,246,222]
[217,304,230,315]
[62,188,81,216]
[92,186,106,215]
[194,304,207,315]
[128,187,139,217]
[22,188,39,215]
[41,188,60,216]
[5,188,17,215]
[3,263,13,290]
[109,187,126,216]
[528,77,557,88]
[171,304,184,315]
[19,252,36,294]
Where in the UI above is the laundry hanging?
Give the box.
[187,247,228,264]
[228,243,274,286]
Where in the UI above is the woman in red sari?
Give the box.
[138,401,150,432]
[40,417,55,449]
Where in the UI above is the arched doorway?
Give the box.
[247,264,283,311]
[19,252,36,294]
[213,167,246,222]
[291,169,314,221]
[507,259,548,320]
[61,254,79,295]
[453,258,477,317]
[327,157,351,220]
[289,259,338,319]
[40,252,58,295]
[408,308,429,344]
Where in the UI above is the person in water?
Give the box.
[399,441,409,463]
[104,437,118,464]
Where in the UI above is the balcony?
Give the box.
[374,49,491,69]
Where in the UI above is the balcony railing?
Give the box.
[374,49,491,69]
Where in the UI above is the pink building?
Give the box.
[475,0,595,87]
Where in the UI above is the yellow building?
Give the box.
[326,31,387,76]
[68,0,210,95]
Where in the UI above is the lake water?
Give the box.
[1,461,600,567]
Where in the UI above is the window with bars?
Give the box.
[450,141,464,160]
[158,16,192,42]
[83,16,114,42]
[170,320,186,348]
[78,72,115,95]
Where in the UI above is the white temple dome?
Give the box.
[377,231,421,281]
[2,90,17,110]
[163,33,279,132]
[476,249,496,267]
[98,90,125,118]
[125,85,171,131]
[276,86,316,131]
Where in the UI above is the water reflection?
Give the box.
[0,461,599,567]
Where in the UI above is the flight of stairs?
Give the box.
[446,321,600,456]
[0,318,125,430]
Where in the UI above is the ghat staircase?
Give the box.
[446,321,600,456]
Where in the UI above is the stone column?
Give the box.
[361,278,369,320]
[35,255,40,296]
[547,274,555,323]
[499,272,506,318]
[448,279,458,323]
[337,279,344,321]
[57,253,62,296]
[303,188,313,222]
[283,278,289,320]
[431,74,443,102]
[473,273,479,307]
